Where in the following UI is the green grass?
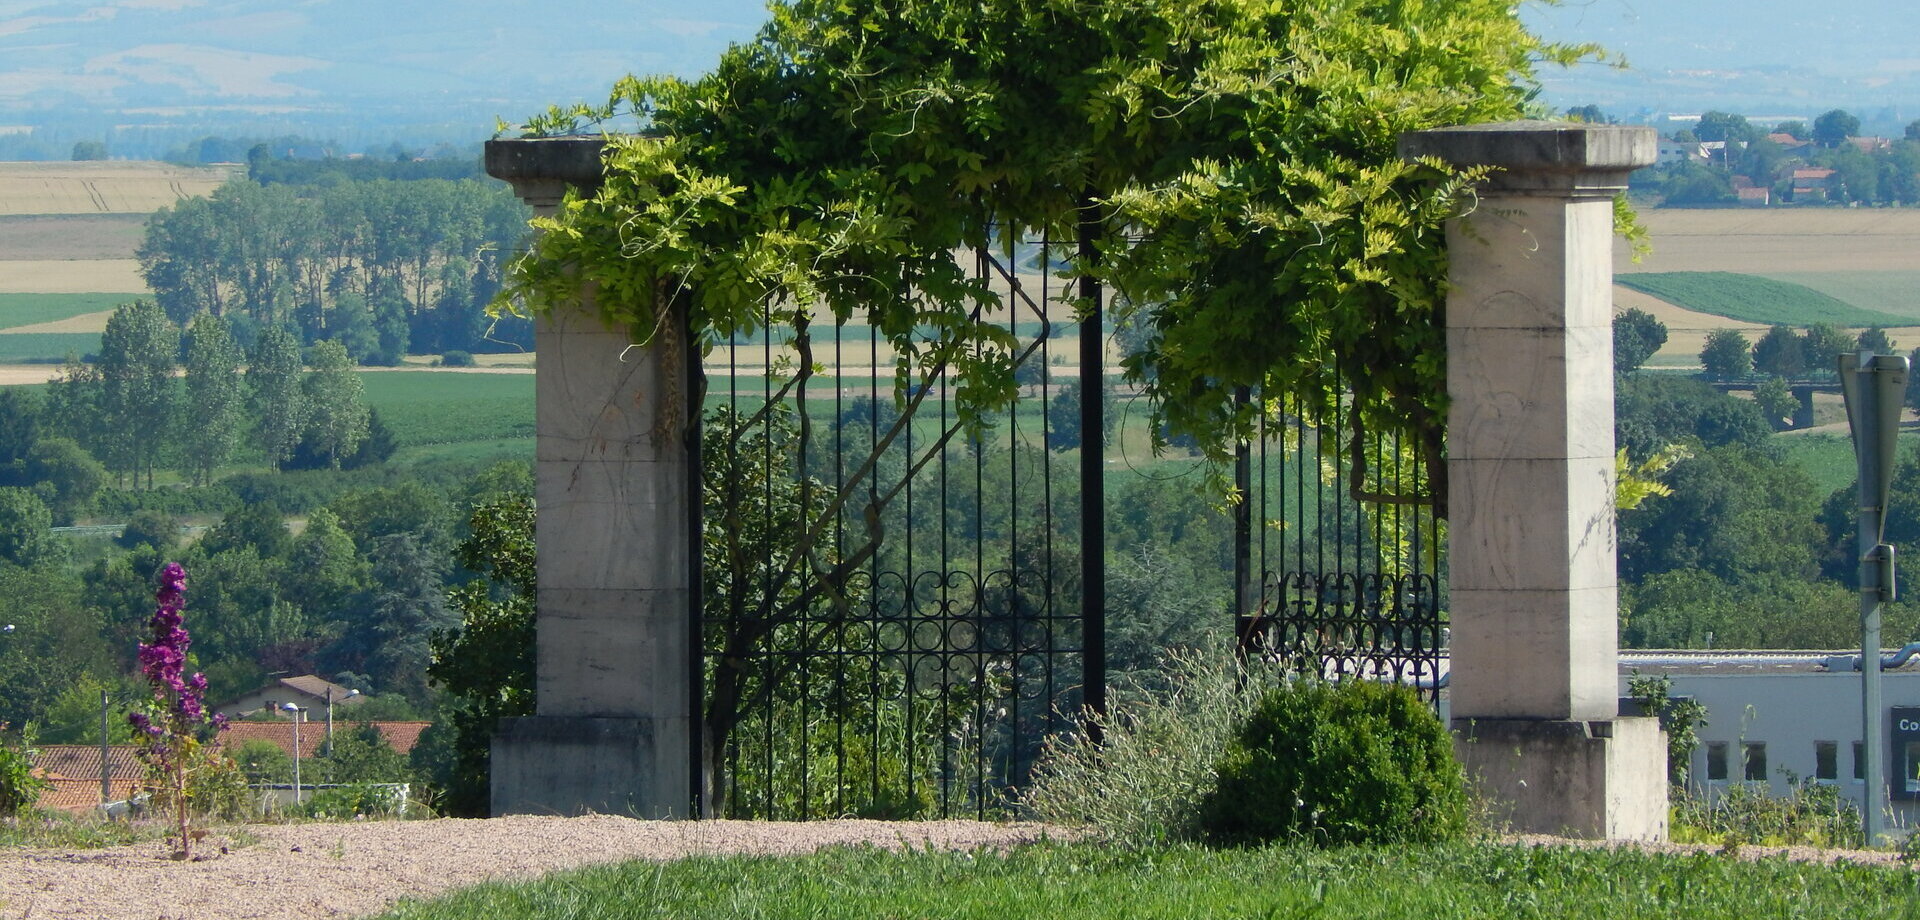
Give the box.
[0,332,100,362]
[0,293,131,331]
[1616,272,1910,327]
[356,372,535,447]
[371,840,1920,920]
[1779,430,1920,496]
[1761,272,1920,324]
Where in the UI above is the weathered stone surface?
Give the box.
[1405,121,1660,840]
[1398,121,1656,195]
[492,715,690,818]
[1454,717,1668,840]
[486,142,695,820]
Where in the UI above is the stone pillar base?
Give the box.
[1453,717,1667,841]
[491,716,689,818]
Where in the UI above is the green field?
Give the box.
[0,332,100,362]
[1616,272,1909,327]
[357,371,536,447]
[372,840,1920,920]
[0,292,131,330]
[1761,272,1920,323]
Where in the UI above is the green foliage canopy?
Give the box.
[507,0,1590,489]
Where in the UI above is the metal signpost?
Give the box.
[1840,351,1909,845]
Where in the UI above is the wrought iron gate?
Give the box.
[691,236,1444,820]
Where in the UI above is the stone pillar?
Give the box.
[1398,122,1666,840]
[483,137,693,818]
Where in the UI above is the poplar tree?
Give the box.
[247,325,307,468]
[301,339,370,469]
[96,301,178,489]
[179,313,243,486]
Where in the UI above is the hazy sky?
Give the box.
[0,0,1911,131]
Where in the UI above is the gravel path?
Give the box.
[3,817,1912,920]
[0,816,1059,920]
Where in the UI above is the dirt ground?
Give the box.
[0,816,1060,920]
[0,260,148,294]
[1617,209,1920,275]
[1,817,1911,920]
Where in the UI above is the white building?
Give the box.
[1431,649,1920,825]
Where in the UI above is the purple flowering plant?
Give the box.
[129,562,227,859]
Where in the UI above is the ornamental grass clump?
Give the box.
[128,562,227,859]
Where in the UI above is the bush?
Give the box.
[299,782,408,819]
[1200,678,1469,846]
[1671,782,1861,849]
[0,732,49,816]
[439,350,476,367]
[1022,651,1283,845]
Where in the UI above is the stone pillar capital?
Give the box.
[484,136,610,215]
[1398,121,1657,198]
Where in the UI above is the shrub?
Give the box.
[439,350,476,368]
[1200,678,1469,846]
[1671,782,1861,849]
[300,782,408,819]
[0,729,49,816]
[1022,650,1283,845]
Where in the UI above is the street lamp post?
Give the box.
[281,702,306,806]
[323,686,358,757]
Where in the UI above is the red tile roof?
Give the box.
[1792,167,1836,180]
[30,745,144,782]
[35,777,145,813]
[216,721,430,760]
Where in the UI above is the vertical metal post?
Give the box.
[100,689,111,806]
[686,310,708,819]
[1841,350,1908,846]
[1233,388,1254,639]
[1077,197,1106,728]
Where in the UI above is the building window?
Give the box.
[1744,742,1768,782]
[1855,740,1867,782]
[1815,741,1838,782]
[1707,742,1729,782]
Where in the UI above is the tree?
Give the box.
[1774,121,1808,141]
[0,387,41,472]
[95,301,179,488]
[0,488,57,569]
[247,325,307,468]
[179,313,244,486]
[509,0,1582,498]
[1908,120,1920,142]
[1799,324,1855,379]
[427,494,535,816]
[1566,104,1608,124]
[1613,308,1668,375]
[300,339,371,468]
[340,533,452,699]
[313,722,411,783]
[1751,325,1805,379]
[70,140,107,161]
[1858,327,1896,356]
[1813,109,1860,149]
[1695,111,1755,144]
[25,437,105,525]
[1699,329,1751,381]
[1751,376,1796,430]
[1046,377,1115,453]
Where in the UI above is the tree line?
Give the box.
[138,173,532,364]
[21,303,382,502]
